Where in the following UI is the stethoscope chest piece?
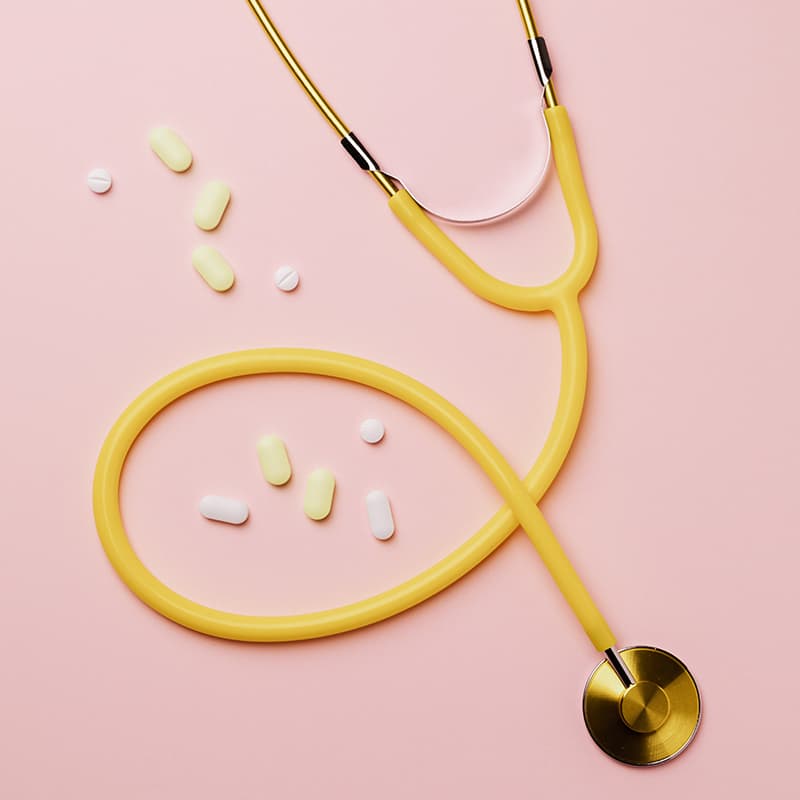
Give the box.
[583,647,701,766]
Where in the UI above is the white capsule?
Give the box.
[199,495,249,525]
[360,418,385,444]
[274,265,300,292]
[87,168,112,194]
[366,490,395,540]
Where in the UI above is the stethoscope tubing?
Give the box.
[93,334,611,649]
[94,105,615,653]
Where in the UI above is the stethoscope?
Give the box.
[93,0,701,766]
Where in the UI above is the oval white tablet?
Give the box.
[199,495,249,525]
[274,265,299,292]
[87,168,112,194]
[366,490,395,540]
[360,418,385,444]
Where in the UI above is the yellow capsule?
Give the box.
[192,245,235,292]
[194,180,231,231]
[257,434,292,486]
[148,126,193,172]
[304,468,335,521]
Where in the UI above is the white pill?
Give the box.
[366,490,395,540]
[199,495,249,525]
[87,168,112,194]
[274,265,300,292]
[360,418,385,444]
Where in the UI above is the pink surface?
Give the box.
[2,0,799,796]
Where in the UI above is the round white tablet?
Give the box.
[87,167,112,194]
[274,265,300,292]
[360,418,385,444]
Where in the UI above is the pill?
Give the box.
[274,265,300,292]
[192,245,235,292]
[149,126,193,172]
[360,418,385,444]
[304,468,335,521]
[194,180,231,231]
[87,167,112,194]
[366,490,395,540]
[257,434,292,486]
[199,495,249,525]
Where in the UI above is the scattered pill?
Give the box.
[194,180,231,231]
[192,245,235,292]
[304,468,335,521]
[360,418,385,444]
[199,495,249,525]
[87,167,112,194]
[274,265,300,292]
[366,490,395,540]
[257,434,292,486]
[149,126,193,172]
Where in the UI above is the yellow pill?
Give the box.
[192,245,235,292]
[148,126,193,172]
[194,180,231,231]
[304,468,335,521]
[257,434,292,486]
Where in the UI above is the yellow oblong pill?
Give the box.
[194,180,231,231]
[192,245,234,292]
[257,435,292,486]
[149,126,193,172]
[304,468,335,521]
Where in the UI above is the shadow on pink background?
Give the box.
[1,0,798,797]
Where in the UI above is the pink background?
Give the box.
[2,0,799,796]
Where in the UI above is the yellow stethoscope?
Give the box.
[93,0,701,766]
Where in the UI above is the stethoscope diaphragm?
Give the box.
[583,646,701,766]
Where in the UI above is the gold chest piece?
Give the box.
[583,646,701,766]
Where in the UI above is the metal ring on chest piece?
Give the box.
[583,646,701,766]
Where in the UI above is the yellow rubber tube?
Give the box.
[389,107,596,312]
[93,107,615,651]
